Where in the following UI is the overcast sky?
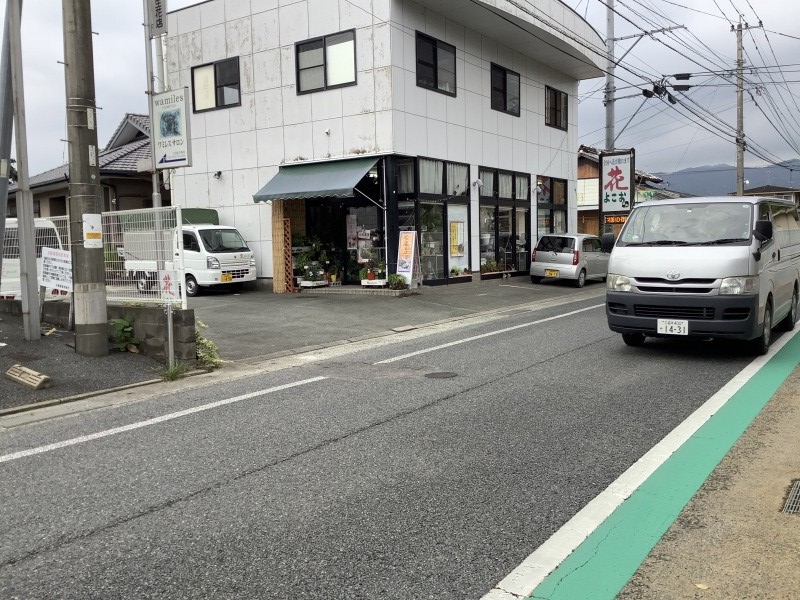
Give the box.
[4,0,799,177]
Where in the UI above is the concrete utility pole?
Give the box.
[0,1,16,289]
[9,0,41,341]
[63,0,108,356]
[733,16,763,196]
[604,0,615,151]
[735,17,745,196]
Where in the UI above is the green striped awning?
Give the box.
[253,157,379,203]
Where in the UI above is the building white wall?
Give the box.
[166,0,592,277]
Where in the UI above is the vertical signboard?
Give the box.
[152,89,192,169]
[599,149,635,232]
[147,0,167,38]
[396,230,418,287]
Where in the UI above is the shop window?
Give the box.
[545,85,568,130]
[478,168,496,198]
[416,32,456,97]
[498,172,513,199]
[419,158,444,194]
[396,158,415,194]
[515,174,530,201]
[192,57,241,112]
[420,202,445,280]
[515,207,530,270]
[480,204,496,267]
[447,203,469,276]
[491,63,520,116]
[553,179,567,204]
[296,30,356,93]
[446,162,468,196]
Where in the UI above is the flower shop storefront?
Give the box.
[255,155,554,293]
[255,156,393,292]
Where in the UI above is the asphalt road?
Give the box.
[0,298,760,599]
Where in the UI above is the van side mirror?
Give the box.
[601,232,615,252]
[753,219,773,243]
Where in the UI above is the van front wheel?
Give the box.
[622,332,645,347]
[750,302,772,355]
[185,275,199,297]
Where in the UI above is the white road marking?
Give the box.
[0,376,327,464]
[375,304,604,364]
[481,329,799,600]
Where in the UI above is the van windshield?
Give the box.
[198,229,250,253]
[617,202,753,246]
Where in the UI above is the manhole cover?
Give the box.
[782,480,800,514]
[424,372,457,379]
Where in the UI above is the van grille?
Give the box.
[638,286,713,294]
[635,278,716,285]
[634,305,715,320]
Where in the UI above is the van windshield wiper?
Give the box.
[624,240,690,246]
[699,238,748,245]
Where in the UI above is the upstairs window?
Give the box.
[491,64,520,116]
[416,32,456,96]
[192,57,241,112]
[545,85,568,130]
[296,30,356,93]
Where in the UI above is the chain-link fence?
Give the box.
[103,206,186,308]
[3,208,186,308]
[1,215,71,301]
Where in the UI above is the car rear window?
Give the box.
[536,236,574,252]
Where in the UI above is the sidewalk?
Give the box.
[1,278,798,599]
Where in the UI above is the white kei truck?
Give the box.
[122,217,256,297]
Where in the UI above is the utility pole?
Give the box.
[604,0,615,151]
[0,1,16,292]
[9,0,40,340]
[63,0,108,356]
[733,16,763,196]
[603,0,684,152]
[735,17,745,196]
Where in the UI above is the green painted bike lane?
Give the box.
[529,331,800,600]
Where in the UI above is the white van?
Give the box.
[604,196,800,354]
[122,224,256,296]
[1,218,67,300]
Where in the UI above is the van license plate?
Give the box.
[221,273,233,283]
[657,319,688,335]
[545,269,559,278]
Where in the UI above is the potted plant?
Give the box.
[387,274,408,290]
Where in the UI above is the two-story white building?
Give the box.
[165,0,603,291]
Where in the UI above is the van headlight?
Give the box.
[607,274,631,291]
[207,256,220,269]
[720,276,759,295]
[249,257,256,268]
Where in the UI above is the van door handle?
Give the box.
[773,251,778,260]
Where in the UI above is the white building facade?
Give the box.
[165,0,603,288]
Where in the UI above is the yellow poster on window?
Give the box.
[450,221,464,257]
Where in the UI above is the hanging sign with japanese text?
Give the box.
[599,149,635,214]
[152,89,192,169]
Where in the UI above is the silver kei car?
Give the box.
[530,233,610,287]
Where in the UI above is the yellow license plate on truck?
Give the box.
[545,269,559,278]
[221,273,233,283]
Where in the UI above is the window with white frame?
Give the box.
[545,85,568,130]
[491,64,520,116]
[416,32,456,96]
[191,57,241,112]
[296,30,356,93]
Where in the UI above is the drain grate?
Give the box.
[782,480,800,514]
[424,372,457,379]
